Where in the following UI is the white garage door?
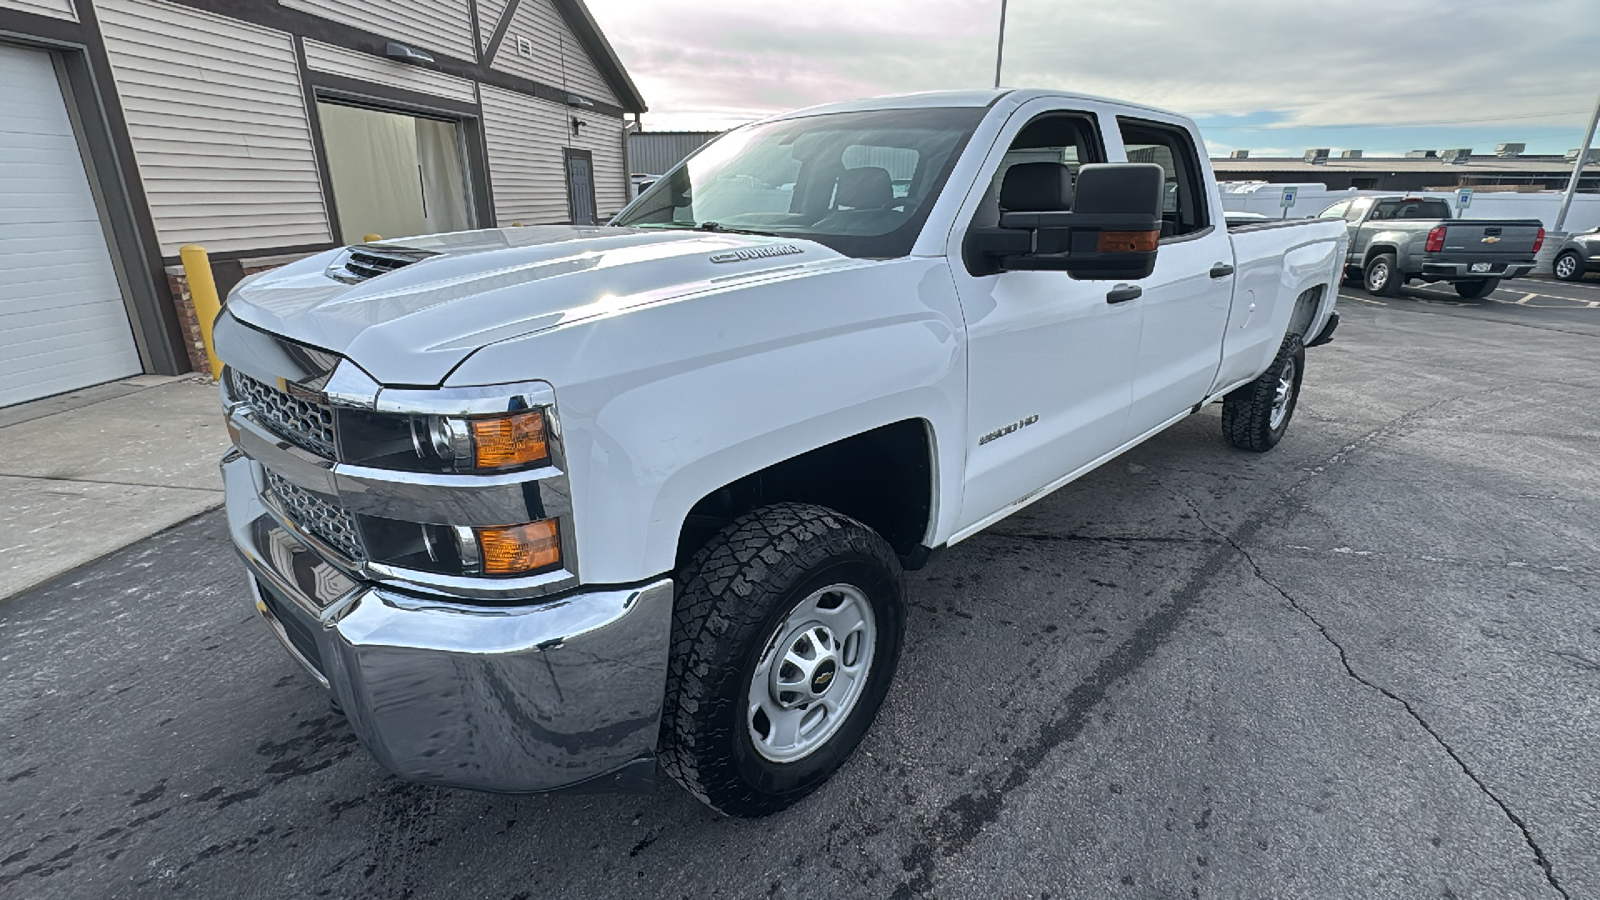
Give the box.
[0,43,141,408]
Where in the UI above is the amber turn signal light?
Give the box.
[478,519,562,575]
[1096,230,1159,253]
[469,410,548,469]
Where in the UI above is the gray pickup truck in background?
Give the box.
[1318,196,1544,298]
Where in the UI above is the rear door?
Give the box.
[947,99,1142,534]
[1116,116,1236,439]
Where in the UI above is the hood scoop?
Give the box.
[328,245,439,284]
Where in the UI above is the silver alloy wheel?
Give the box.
[1555,254,1577,279]
[1368,260,1389,291]
[1270,356,1296,431]
[747,583,876,764]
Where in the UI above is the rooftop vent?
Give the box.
[326,245,437,284]
[1405,149,1438,159]
[1441,148,1473,164]
[1229,150,1250,159]
[1566,148,1599,165]
[1303,148,1330,165]
[1495,142,1526,157]
[1340,150,1363,159]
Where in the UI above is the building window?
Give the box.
[316,100,472,243]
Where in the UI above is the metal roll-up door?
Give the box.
[0,43,141,408]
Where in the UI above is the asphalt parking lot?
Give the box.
[3,278,1598,899]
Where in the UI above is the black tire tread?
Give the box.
[1365,252,1401,296]
[1554,251,1583,282]
[1453,278,1499,299]
[659,502,903,816]
[1221,333,1304,452]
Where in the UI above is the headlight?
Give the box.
[414,409,549,471]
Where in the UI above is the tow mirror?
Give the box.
[964,163,1166,280]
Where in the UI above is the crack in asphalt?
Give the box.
[1173,488,1572,900]
[885,389,1524,897]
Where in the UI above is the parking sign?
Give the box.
[1457,188,1473,209]
[1280,187,1297,209]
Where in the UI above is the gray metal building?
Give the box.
[628,131,721,176]
[1211,151,1600,193]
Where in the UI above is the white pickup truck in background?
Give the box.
[214,89,1346,817]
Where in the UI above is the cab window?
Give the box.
[1319,200,1351,219]
[970,113,1104,228]
[1118,118,1209,239]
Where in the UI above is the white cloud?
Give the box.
[586,0,1598,147]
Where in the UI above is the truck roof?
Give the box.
[763,88,1177,122]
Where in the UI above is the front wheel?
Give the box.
[1553,251,1584,282]
[1453,278,1500,299]
[659,503,906,817]
[1222,334,1304,452]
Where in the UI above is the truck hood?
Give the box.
[224,226,855,385]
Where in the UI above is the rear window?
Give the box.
[1370,199,1452,221]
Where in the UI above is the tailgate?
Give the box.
[1440,221,1542,259]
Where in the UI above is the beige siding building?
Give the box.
[0,0,645,404]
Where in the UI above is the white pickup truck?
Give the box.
[216,89,1345,817]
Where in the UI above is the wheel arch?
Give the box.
[1363,242,1400,267]
[671,418,940,575]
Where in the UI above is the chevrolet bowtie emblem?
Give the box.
[1481,236,1501,243]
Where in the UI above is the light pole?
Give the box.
[994,0,1008,89]
[1555,90,1600,234]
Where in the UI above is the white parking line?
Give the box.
[1338,293,1386,307]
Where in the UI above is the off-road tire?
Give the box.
[1553,251,1584,282]
[659,503,906,817]
[1453,278,1500,299]
[1363,252,1401,296]
[1222,333,1305,452]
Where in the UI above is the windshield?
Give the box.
[614,107,987,258]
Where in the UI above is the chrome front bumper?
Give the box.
[224,454,673,793]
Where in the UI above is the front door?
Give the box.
[566,150,597,225]
[948,103,1143,534]
[1117,116,1235,438]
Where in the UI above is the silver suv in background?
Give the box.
[1552,227,1600,281]
[1320,196,1544,298]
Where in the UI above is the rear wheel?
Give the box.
[1363,253,1401,296]
[1454,278,1500,299]
[1554,251,1584,282]
[1222,334,1304,452]
[659,503,906,817]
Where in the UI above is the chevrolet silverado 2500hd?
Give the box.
[1318,195,1544,298]
[217,89,1346,817]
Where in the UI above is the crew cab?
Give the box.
[1319,195,1544,298]
[215,89,1346,817]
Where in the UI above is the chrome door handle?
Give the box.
[1209,263,1235,278]
[1105,284,1142,304]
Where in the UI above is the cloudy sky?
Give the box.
[585,0,1600,158]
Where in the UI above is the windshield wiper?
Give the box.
[695,222,779,237]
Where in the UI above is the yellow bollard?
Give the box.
[178,244,224,380]
[363,233,382,242]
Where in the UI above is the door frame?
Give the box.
[564,148,598,225]
[304,78,494,241]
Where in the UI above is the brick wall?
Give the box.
[165,256,308,375]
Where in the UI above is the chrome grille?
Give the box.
[328,246,436,283]
[229,370,336,458]
[265,470,364,561]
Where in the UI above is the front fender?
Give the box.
[443,259,970,585]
